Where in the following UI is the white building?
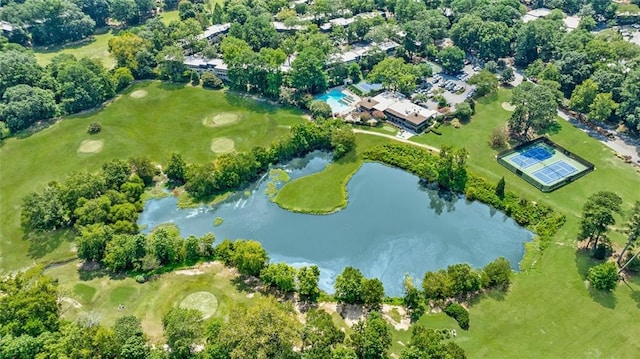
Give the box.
[197,23,231,42]
[184,56,229,81]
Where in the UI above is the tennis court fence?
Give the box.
[496,137,595,192]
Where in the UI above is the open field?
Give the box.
[46,261,258,342]
[0,81,303,272]
[34,31,116,69]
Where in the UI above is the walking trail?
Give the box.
[556,110,640,165]
[352,128,440,153]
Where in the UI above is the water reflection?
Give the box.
[139,152,533,296]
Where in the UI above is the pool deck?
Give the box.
[318,87,361,116]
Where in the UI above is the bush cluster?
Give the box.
[87,121,101,134]
[444,303,470,330]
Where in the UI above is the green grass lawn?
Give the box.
[617,3,640,13]
[47,260,258,342]
[275,134,392,213]
[159,10,180,24]
[0,81,303,273]
[34,31,116,69]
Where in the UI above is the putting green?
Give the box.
[210,137,235,153]
[179,291,219,319]
[501,102,516,112]
[130,90,148,99]
[203,112,240,127]
[77,140,104,153]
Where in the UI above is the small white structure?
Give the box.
[197,23,231,42]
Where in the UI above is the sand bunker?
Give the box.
[77,140,104,153]
[130,90,148,99]
[180,292,219,319]
[203,112,240,127]
[210,137,235,153]
[501,102,516,112]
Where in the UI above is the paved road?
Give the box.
[556,110,640,165]
[352,129,440,153]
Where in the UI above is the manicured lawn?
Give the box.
[0,81,303,273]
[47,261,258,342]
[275,134,392,213]
[34,31,116,69]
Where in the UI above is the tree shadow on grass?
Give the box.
[224,91,277,114]
[543,121,562,136]
[231,275,260,294]
[574,248,617,309]
[157,81,187,91]
[623,275,640,309]
[25,228,74,260]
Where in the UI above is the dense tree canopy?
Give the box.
[508,82,558,139]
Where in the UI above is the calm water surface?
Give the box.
[139,152,533,296]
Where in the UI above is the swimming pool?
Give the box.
[316,89,353,114]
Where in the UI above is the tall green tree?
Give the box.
[508,82,558,139]
[0,268,60,337]
[438,46,465,74]
[399,325,466,359]
[468,70,499,97]
[163,307,203,358]
[215,297,300,358]
[231,239,269,276]
[335,266,365,304]
[0,50,43,97]
[1,84,57,132]
[349,311,392,359]
[290,47,328,94]
[297,265,321,302]
[260,262,297,292]
[578,191,623,253]
[166,153,187,185]
[570,79,599,114]
[589,92,618,123]
[302,309,345,358]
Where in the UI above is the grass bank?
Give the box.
[274,134,392,213]
[0,81,303,272]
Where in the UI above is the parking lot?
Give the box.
[411,64,478,111]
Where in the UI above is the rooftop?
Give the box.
[197,23,231,40]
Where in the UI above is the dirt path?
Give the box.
[352,129,441,153]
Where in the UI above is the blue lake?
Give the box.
[138,152,533,296]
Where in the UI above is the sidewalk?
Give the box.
[556,110,640,165]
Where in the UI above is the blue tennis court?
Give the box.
[509,146,554,169]
[532,161,577,184]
